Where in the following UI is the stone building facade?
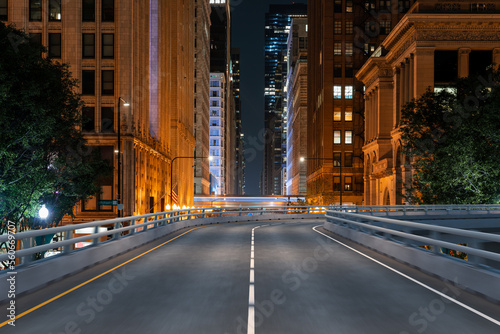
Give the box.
[356,0,500,205]
[3,0,196,220]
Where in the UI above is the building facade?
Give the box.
[285,17,308,196]
[3,0,196,220]
[194,0,211,195]
[231,48,246,195]
[307,0,411,205]
[262,3,307,196]
[356,0,500,205]
[209,73,225,195]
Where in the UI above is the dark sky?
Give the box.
[231,0,308,195]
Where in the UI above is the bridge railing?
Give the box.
[326,207,500,267]
[0,205,327,268]
[346,204,500,215]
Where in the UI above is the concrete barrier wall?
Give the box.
[0,214,323,302]
[323,221,500,303]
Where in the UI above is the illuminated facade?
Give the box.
[232,48,246,195]
[262,4,307,196]
[356,0,500,205]
[194,0,211,195]
[285,18,308,196]
[307,0,410,205]
[209,73,225,195]
[3,0,196,219]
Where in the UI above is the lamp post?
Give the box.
[170,156,212,207]
[300,156,342,205]
[117,97,129,217]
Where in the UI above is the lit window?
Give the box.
[346,21,353,34]
[334,21,342,35]
[346,0,353,12]
[380,20,391,35]
[345,86,353,99]
[345,107,353,121]
[345,43,353,56]
[334,85,342,99]
[29,0,42,22]
[344,176,353,191]
[345,131,353,144]
[49,0,61,21]
[334,43,342,56]
[334,131,341,144]
[334,107,342,121]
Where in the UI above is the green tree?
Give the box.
[400,72,500,204]
[0,22,112,232]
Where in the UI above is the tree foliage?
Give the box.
[0,22,112,231]
[400,71,500,204]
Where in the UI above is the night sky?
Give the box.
[232,0,308,195]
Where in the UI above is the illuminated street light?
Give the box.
[39,205,49,219]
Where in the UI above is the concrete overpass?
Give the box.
[1,205,499,333]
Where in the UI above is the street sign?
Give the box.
[98,200,118,206]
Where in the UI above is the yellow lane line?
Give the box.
[0,226,205,328]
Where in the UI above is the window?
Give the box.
[299,37,307,49]
[210,80,219,87]
[334,43,342,56]
[29,0,42,21]
[334,131,341,144]
[82,0,95,21]
[102,70,114,95]
[82,34,95,58]
[399,0,410,12]
[49,0,61,21]
[334,21,342,35]
[102,34,114,58]
[334,107,342,121]
[0,0,7,21]
[345,85,353,99]
[82,107,95,132]
[210,129,220,136]
[435,51,457,83]
[380,20,391,35]
[345,21,353,34]
[345,43,353,56]
[101,107,114,132]
[211,90,219,97]
[211,110,219,116]
[365,21,377,35]
[365,0,376,10]
[345,107,353,121]
[345,130,353,144]
[82,70,95,95]
[102,0,114,22]
[48,33,61,58]
[379,0,391,10]
[345,152,353,167]
[364,43,376,55]
[333,85,342,99]
[344,176,353,191]
[346,0,353,12]
[334,0,342,12]
[333,153,341,166]
[334,64,342,78]
[211,101,219,107]
[345,65,353,78]
[29,33,42,46]
[210,119,219,126]
[333,177,341,191]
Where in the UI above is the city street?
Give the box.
[1,220,500,334]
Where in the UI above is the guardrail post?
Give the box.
[219,208,223,217]
[113,221,122,239]
[93,226,100,245]
[467,239,485,266]
[202,209,206,218]
[187,210,191,220]
[129,219,136,235]
[260,207,264,215]
[63,230,73,254]
[21,237,34,265]
[430,231,441,255]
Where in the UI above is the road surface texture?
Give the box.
[1,220,499,333]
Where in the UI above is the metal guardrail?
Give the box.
[0,205,328,267]
[326,207,500,267]
[344,204,500,215]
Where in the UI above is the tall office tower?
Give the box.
[231,48,246,195]
[307,0,410,205]
[194,0,211,195]
[209,73,225,195]
[210,0,235,195]
[285,17,308,196]
[262,3,307,196]
[3,0,196,219]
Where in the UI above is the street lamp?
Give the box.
[117,97,130,217]
[300,156,342,205]
[170,156,212,207]
[38,205,49,219]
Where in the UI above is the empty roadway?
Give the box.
[1,220,499,333]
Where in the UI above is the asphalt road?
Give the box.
[1,220,500,334]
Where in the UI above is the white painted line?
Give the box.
[248,306,255,334]
[312,225,500,327]
[247,225,260,334]
[250,269,254,283]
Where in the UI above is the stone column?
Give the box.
[394,66,401,128]
[458,48,471,78]
[399,62,406,107]
[409,54,414,101]
[404,58,410,104]
[414,47,435,97]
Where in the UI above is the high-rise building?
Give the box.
[194,0,211,196]
[356,0,500,205]
[232,48,246,195]
[210,0,235,195]
[285,17,308,196]
[262,4,307,196]
[307,0,409,205]
[209,73,225,195]
[4,0,196,219]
